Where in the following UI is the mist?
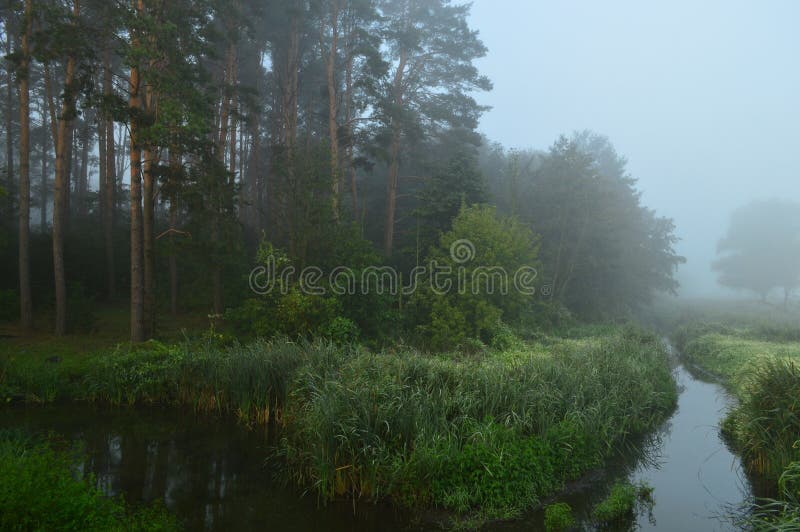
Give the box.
[469,0,800,297]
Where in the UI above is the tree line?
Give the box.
[0,0,684,344]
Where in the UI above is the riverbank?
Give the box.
[0,327,677,527]
[676,318,800,529]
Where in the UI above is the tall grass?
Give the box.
[723,359,800,480]
[1,331,677,521]
[278,331,676,518]
[741,453,800,531]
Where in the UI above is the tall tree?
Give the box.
[378,0,490,256]
[17,0,33,330]
[48,0,83,335]
[4,13,15,227]
[714,199,800,305]
[129,0,145,342]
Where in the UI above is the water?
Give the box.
[628,364,752,531]
[0,356,754,531]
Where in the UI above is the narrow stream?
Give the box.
[628,363,752,531]
[0,350,755,531]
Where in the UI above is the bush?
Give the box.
[317,316,360,345]
[544,502,575,531]
[592,481,652,526]
[227,238,389,343]
[410,204,541,350]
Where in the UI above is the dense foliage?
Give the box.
[0,1,682,342]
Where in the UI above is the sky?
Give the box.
[468,0,800,296]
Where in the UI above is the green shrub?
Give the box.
[410,204,541,349]
[592,481,653,526]
[227,238,390,343]
[544,502,575,531]
[317,316,360,344]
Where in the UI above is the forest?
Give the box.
[0,0,683,343]
[0,1,798,531]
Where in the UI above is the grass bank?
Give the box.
[676,316,800,530]
[1,327,677,524]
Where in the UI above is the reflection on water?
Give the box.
[0,357,754,531]
[1,406,414,531]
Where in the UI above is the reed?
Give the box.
[1,330,677,521]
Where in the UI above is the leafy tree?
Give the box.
[410,204,540,350]
[481,132,684,319]
[713,199,800,305]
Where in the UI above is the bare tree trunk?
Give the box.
[130,0,145,342]
[52,1,80,336]
[102,49,116,300]
[18,0,33,330]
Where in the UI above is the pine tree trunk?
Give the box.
[52,3,79,336]
[40,102,48,231]
[5,28,14,226]
[383,49,406,257]
[142,146,155,338]
[129,0,145,342]
[103,50,116,300]
[64,123,73,228]
[168,152,179,317]
[77,121,89,218]
[18,0,33,330]
[383,130,400,256]
[325,0,341,222]
[344,28,358,218]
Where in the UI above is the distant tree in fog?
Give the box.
[713,199,800,305]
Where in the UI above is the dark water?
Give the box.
[0,358,754,531]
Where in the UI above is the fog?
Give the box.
[469,0,800,297]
